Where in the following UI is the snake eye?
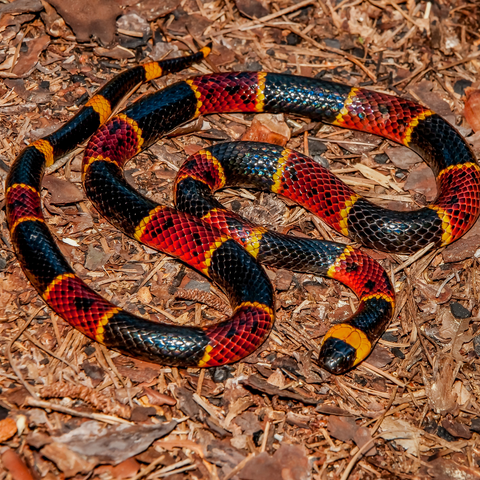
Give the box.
[318,336,357,374]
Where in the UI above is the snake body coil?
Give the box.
[6,48,479,374]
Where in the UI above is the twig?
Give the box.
[393,243,435,274]
[387,0,418,26]
[392,66,432,88]
[282,24,377,81]
[9,31,24,73]
[45,146,84,175]
[315,0,329,14]
[155,463,197,478]
[414,322,434,368]
[196,369,206,396]
[309,136,377,147]
[7,307,45,399]
[100,344,127,389]
[220,113,252,126]
[360,362,406,387]
[260,421,270,452]
[364,402,410,427]
[224,454,255,480]
[437,51,480,71]
[25,398,131,424]
[22,331,79,373]
[371,386,398,435]
[211,0,316,36]
[324,47,377,81]
[436,272,455,298]
[132,458,192,480]
[95,347,121,389]
[340,437,378,480]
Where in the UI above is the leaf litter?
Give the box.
[0,0,479,478]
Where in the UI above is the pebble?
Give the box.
[381,332,398,342]
[453,79,472,96]
[470,418,480,433]
[374,153,389,164]
[473,335,480,356]
[212,365,234,383]
[391,347,405,359]
[450,301,471,319]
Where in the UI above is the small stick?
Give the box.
[393,243,435,274]
[260,421,270,452]
[223,454,255,480]
[196,369,206,396]
[25,398,131,424]
[7,307,45,399]
[360,362,406,388]
[340,437,378,480]
[371,386,398,435]
[212,0,316,36]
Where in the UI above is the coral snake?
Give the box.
[6,46,480,375]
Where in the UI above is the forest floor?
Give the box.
[0,0,480,478]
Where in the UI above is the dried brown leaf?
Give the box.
[426,457,480,480]
[12,35,50,77]
[379,417,423,456]
[141,387,176,406]
[422,354,460,415]
[48,0,121,44]
[51,420,177,464]
[238,444,309,480]
[327,416,357,442]
[43,175,85,204]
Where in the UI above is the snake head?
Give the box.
[317,336,357,374]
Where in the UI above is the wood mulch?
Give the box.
[0,0,479,478]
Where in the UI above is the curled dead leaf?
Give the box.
[241,113,291,146]
[422,354,460,415]
[452,380,471,406]
[437,308,474,361]
[378,417,423,456]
